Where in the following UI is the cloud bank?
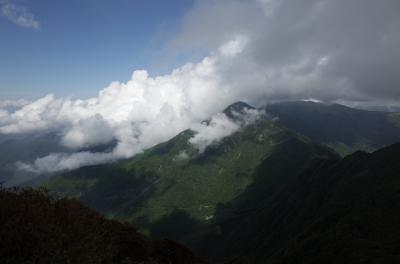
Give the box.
[1,0,400,173]
[4,55,230,173]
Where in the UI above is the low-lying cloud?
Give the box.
[190,108,264,153]
[16,152,114,174]
[189,114,240,154]
[1,0,400,173]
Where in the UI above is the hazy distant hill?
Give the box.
[0,133,66,185]
[265,101,400,155]
[0,133,116,186]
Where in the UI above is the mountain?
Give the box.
[223,101,255,120]
[0,187,202,264]
[39,101,400,262]
[265,101,400,156]
[45,102,338,243]
[195,143,400,263]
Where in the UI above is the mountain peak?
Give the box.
[223,101,255,119]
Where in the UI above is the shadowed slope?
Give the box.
[196,143,400,263]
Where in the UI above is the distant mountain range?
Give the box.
[265,101,400,155]
[41,101,400,262]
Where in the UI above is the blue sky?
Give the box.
[0,0,194,100]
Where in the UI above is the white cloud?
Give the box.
[1,1,40,30]
[189,108,264,153]
[60,114,114,149]
[16,152,115,173]
[0,95,64,134]
[189,113,240,153]
[3,55,229,173]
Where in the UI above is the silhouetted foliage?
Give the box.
[0,187,202,264]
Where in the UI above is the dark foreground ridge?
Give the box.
[0,188,203,264]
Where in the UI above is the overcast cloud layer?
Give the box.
[1,0,400,173]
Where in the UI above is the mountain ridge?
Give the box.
[29,101,400,262]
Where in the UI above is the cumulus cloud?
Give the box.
[60,115,114,149]
[2,0,400,173]
[2,54,231,173]
[1,1,40,30]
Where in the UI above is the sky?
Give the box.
[0,0,194,99]
[1,0,400,173]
